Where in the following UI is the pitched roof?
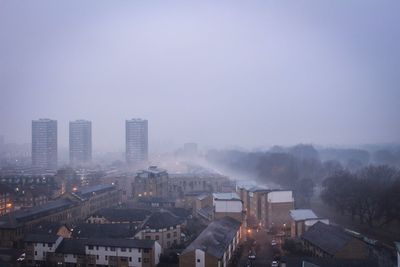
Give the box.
[75,184,115,199]
[182,217,241,259]
[0,198,76,228]
[142,211,182,230]
[30,222,69,235]
[281,256,378,267]
[290,209,318,221]
[72,223,137,239]
[84,238,154,249]
[24,234,60,243]
[93,208,151,222]
[301,222,354,255]
[55,239,86,255]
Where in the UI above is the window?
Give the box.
[138,249,141,252]
[96,246,99,250]
[129,248,132,252]
[144,258,149,263]
[155,235,159,240]
[144,249,149,254]
[110,247,116,251]
[34,251,37,256]
[88,245,94,250]
[167,233,171,238]
[43,243,45,247]
[129,257,132,262]
[121,248,126,252]
[48,243,52,247]
[173,231,177,237]
[197,259,200,263]
[138,258,141,262]
[96,255,99,260]
[105,247,108,251]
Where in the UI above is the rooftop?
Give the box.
[213,192,241,201]
[301,222,354,256]
[182,217,241,259]
[75,184,115,199]
[142,211,182,230]
[84,238,154,249]
[55,239,86,255]
[290,209,318,221]
[72,223,137,239]
[0,198,76,228]
[25,234,60,244]
[281,256,378,267]
[93,208,151,222]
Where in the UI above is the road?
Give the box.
[235,229,278,267]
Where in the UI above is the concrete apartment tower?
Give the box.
[69,120,92,166]
[126,118,148,165]
[32,119,57,170]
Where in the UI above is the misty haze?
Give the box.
[0,1,399,267]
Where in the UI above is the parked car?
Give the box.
[17,253,25,262]
[271,260,279,267]
[271,239,277,246]
[248,250,256,260]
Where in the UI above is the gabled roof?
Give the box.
[301,222,354,255]
[290,209,318,221]
[182,217,241,259]
[142,211,182,230]
[24,234,60,243]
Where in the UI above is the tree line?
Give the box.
[321,165,400,227]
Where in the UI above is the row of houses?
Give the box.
[24,234,161,267]
[0,184,121,248]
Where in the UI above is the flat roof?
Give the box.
[290,209,318,221]
[213,192,241,201]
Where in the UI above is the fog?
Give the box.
[1,1,399,153]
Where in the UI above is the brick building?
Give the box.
[301,222,369,259]
[179,217,242,267]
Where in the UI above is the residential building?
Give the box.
[290,209,329,238]
[69,120,92,166]
[25,235,161,267]
[262,190,294,230]
[0,184,120,248]
[169,173,230,197]
[31,119,57,170]
[133,166,169,199]
[213,193,244,222]
[395,242,400,267]
[135,211,183,251]
[301,222,369,259]
[179,217,242,267]
[126,118,148,165]
[72,223,137,239]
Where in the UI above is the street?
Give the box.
[236,229,279,267]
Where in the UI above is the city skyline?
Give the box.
[1,1,399,151]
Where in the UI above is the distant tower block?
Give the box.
[126,118,148,165]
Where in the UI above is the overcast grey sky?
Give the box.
[0,0,399,152]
